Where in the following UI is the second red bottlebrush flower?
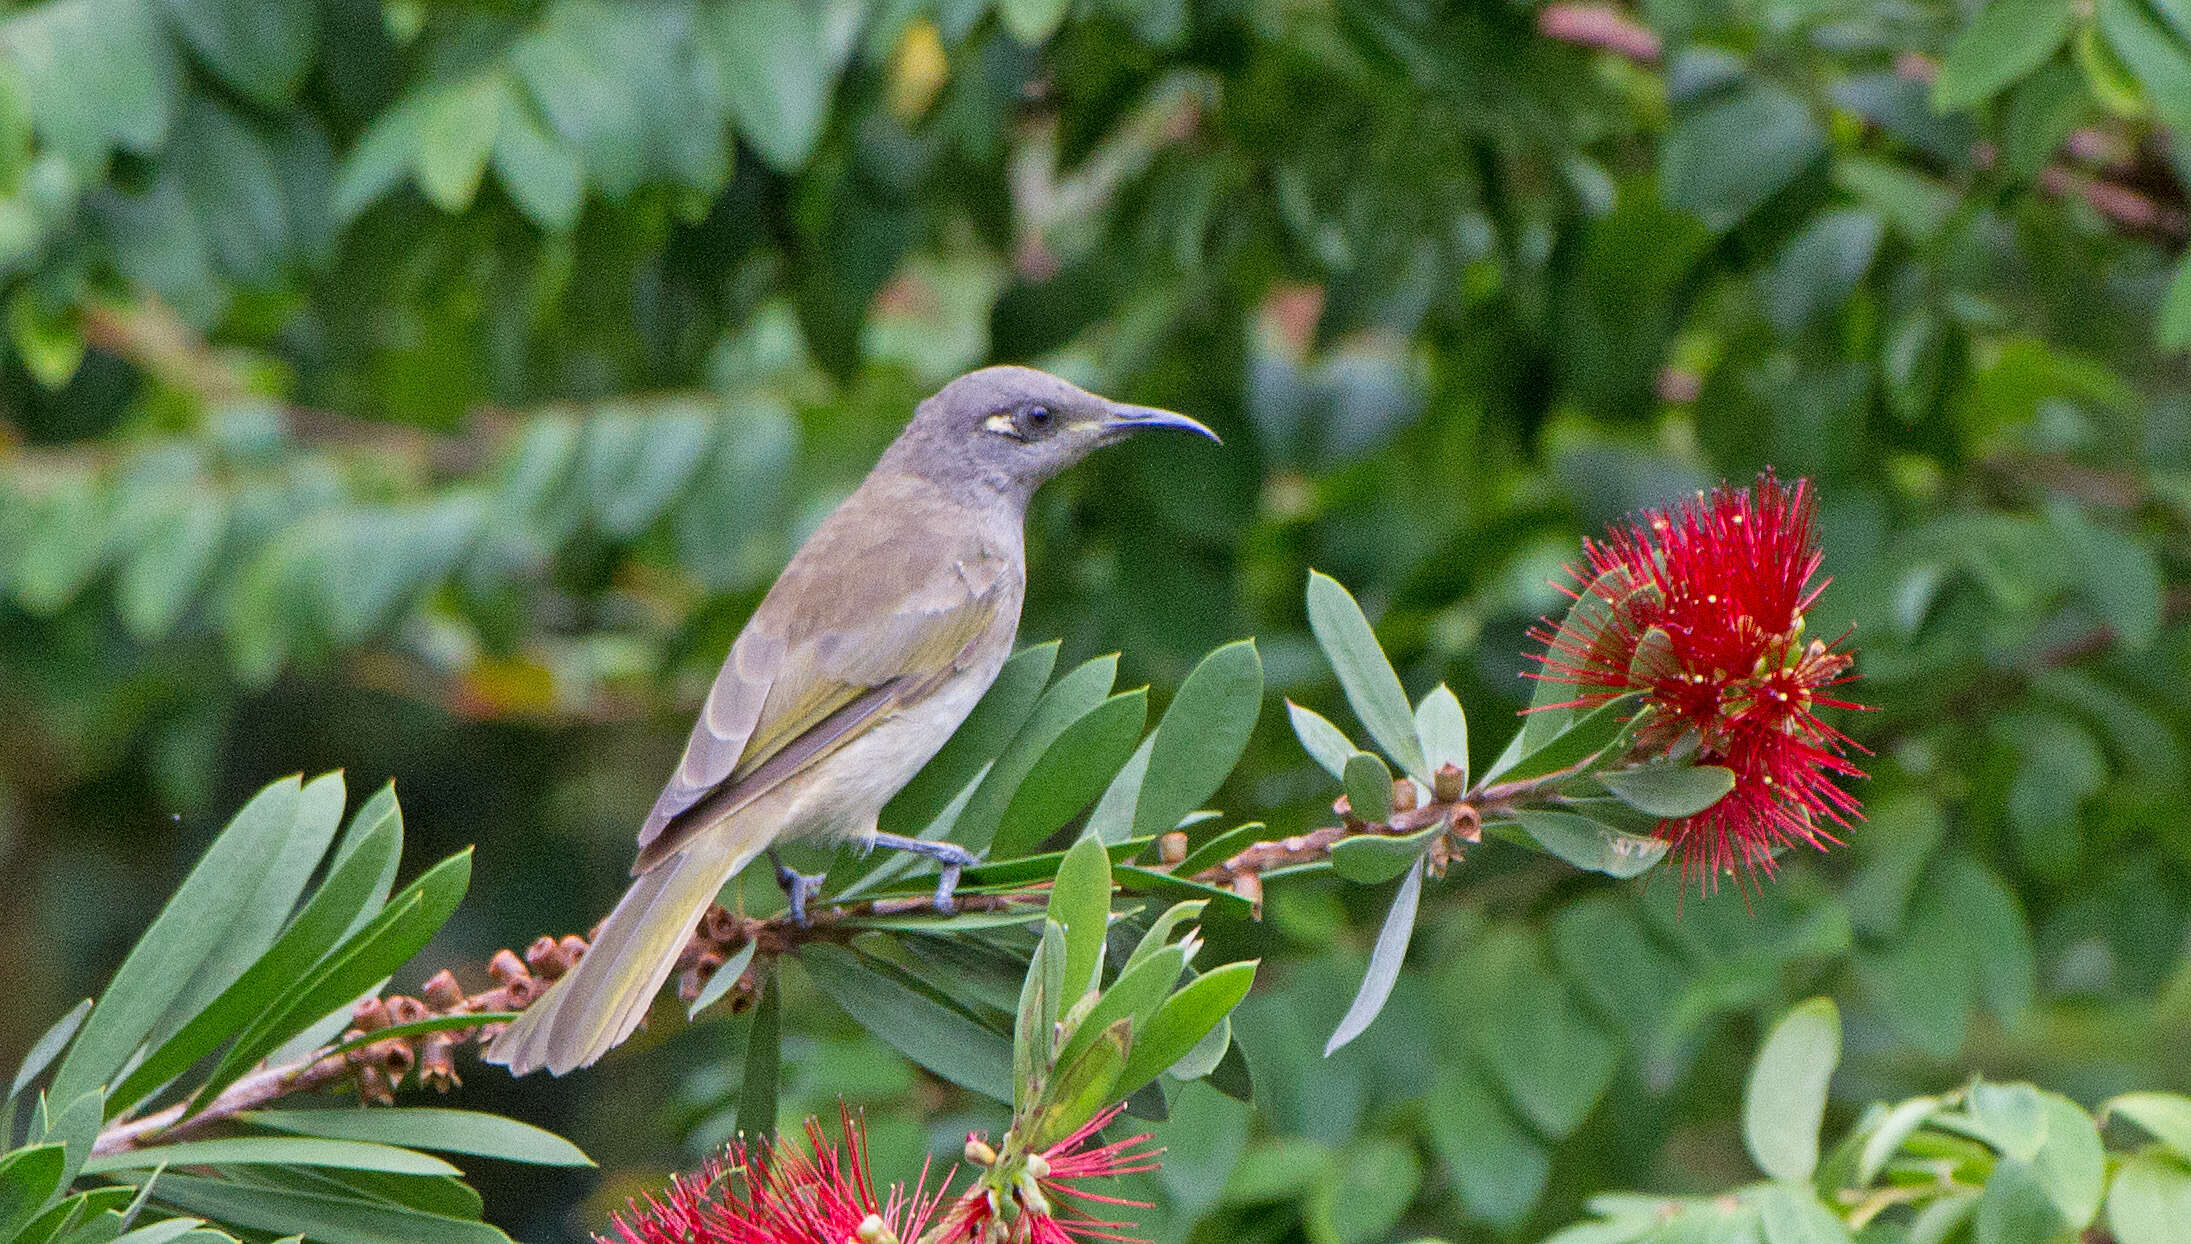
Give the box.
[1527,471,1867,892]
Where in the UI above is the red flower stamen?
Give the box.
[1526,471,1869,892]
[602,1108,951,1244]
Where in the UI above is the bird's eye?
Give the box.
[1020,404,1056,437]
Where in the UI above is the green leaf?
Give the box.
[1662,83,1825,232]
[159,771,348,1041]
[2028,1091,2104,1229]
[1286,701,1358,781]
[799,944,1013,1103]
[1342,752,1394,823]
[886,643,1058,837]
[954,655,1118,853]
[188,850,474,1119]
[1123,901,1207,974]
[117,490,226,643]
[317,1013,515,1065]
[1452,932,1619,1140]
[1510,810,1668,879]
[490,98,583,233]
[1170,822,1270,881]
[1016,921,1066,1112]
[1329,824,1443,885]
[1965,1081,2049,1162]
[1934,0,2076,110]
[0,1144,67,1240]
[1758,208,1883,334]
[687,940,758,1020]
[149,1173,509,1244]
[2101,0,2191,137]
[1308,1136,1422,1244]
[1754,1182,1852,1244]
[2106,1092,2191,1158]
[1057,945,1187,1072]
[0,0,179,169]
[1744,998,1842,1183]
[413,74,505,212]
[1133,639,1262,839]
[2108,1154,2191,1244]
[8,998,91,1112]
[998,0,1071,43]
[992,689,1147,859]
[1413,685,1468,789]
[1490,697,1638,786]
[1031,1019,1130,1148]
[1597,763,1736,818]
[241,1108,590,1167]
[1975,1158,2068,1244]
[112,810,404,1113]
[1118,960,1257,1094]
[1423,1066,1549,1230]
[160,0,317,108]
[52,777,303,1107]
[1083,735,1155,846]
[707,0,835,170]
[83,1139,457,1177]
[1305,571,1428,781]
[1857,1096,1940,1183]
[1050,834,1115,1008]
[738,972,780,1141]
[1325,857,1423,1056]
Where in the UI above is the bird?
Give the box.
[485,365,1218,1076]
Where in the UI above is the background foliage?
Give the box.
[3,0,2189,1239]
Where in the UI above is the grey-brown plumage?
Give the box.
[485,365,1216,1076]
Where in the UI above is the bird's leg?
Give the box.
[866,833,982,914]
[769,849,825,927]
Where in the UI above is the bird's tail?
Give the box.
[484,824,767,1076]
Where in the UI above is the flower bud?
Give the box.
[964,1136,998,1166]
[1433,762,1465,803]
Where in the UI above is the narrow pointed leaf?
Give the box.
[241,1108,590,1167]
[1287,701,1357,781]
[1325,856,1424,1056]
[1133,639,1262,839]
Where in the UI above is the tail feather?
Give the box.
[485,822,769,1076]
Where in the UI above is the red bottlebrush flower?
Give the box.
[943,1105,1163,1244]
[1526,471,1868,892]
[602,1108,950,1244]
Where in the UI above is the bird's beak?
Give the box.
[1102,402,1221,444]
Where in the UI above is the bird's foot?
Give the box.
[769,850,826,927]
[868,832,983,915]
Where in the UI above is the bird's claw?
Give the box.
[770,851,826,927]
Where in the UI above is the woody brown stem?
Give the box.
[90,890,1040,1157]
[1184,767,1565,909]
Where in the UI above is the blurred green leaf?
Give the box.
[738,972,780,1140]
[708,0,835,171]
[1933,0,2076,110]
[2106,1092,2191,1158]
[2108,1154,2191,1244]
[1744,998,1842,1183]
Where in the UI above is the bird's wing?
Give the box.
[633,504,1015,873]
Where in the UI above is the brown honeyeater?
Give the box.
[486,365,1217,1076]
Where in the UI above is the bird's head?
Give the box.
[885,365,1218,503]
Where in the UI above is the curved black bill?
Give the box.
[1104,403,1221,443]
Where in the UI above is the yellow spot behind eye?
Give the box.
[984,413,1018,436]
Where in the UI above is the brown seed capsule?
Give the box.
[1433,762,1465,803]
[1232,870,1263,915]
[702,906,740,943]
[1392,779,1419,813]
[419,1031,461,1092]
[421,969,465,1010]
[488,948,529,984]
[351,997,390,1032]
[385,994,430,1026]
[1159,832,1189,865]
